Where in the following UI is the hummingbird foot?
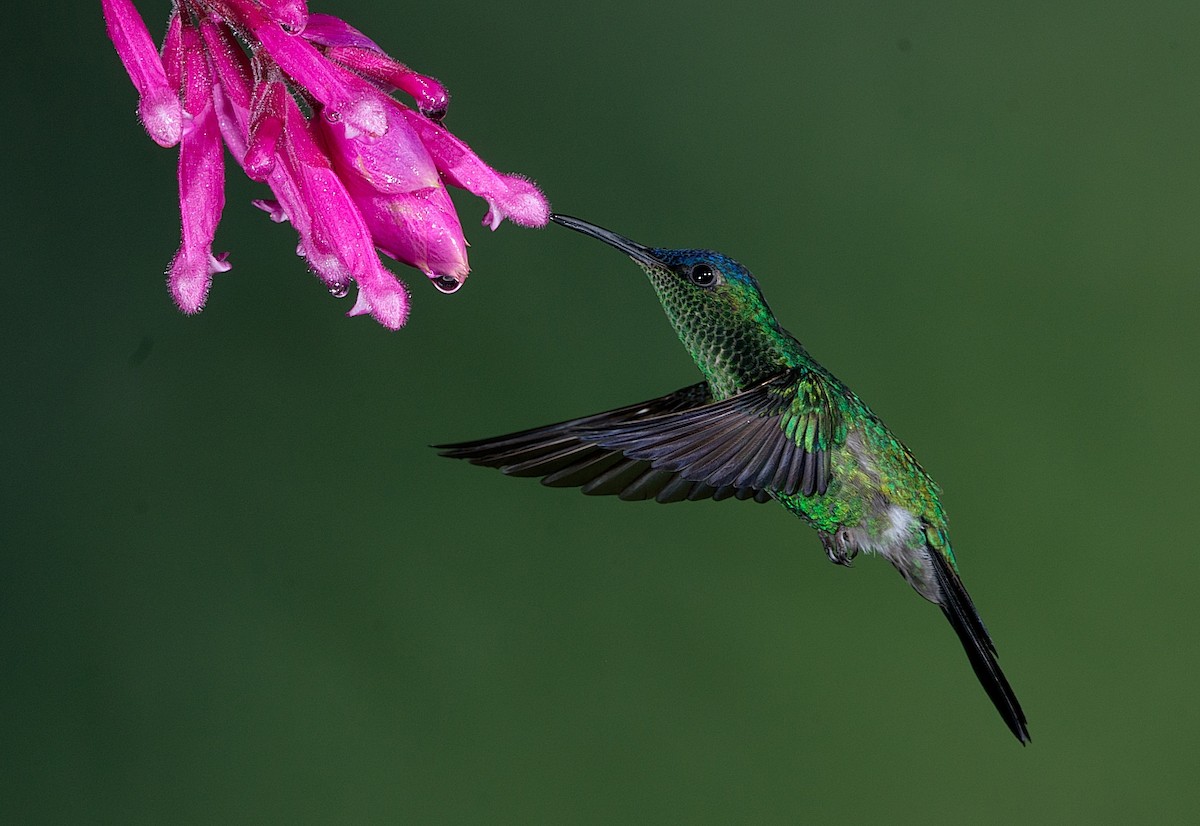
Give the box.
[820,529,858,568]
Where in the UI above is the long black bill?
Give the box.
[550,214,665,269]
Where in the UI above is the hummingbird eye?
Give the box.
[687,263,716,287]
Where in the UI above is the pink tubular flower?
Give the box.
[167,20,229,314]
[102,0,181,146]
[102,1,550,330]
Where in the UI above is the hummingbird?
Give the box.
[436,214,1029,744]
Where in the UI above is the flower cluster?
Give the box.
[102,0,549,329]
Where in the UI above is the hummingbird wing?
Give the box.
[435,382,769,504]
[436,369,843,502]
[580,368,844,498]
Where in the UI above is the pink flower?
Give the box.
[102,1,550,329]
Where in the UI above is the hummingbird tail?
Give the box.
[928,548,1031,744]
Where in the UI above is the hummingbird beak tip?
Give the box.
[549,214,662,268]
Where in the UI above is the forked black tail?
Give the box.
[928,549,1030,744]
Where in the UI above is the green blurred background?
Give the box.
[4,1,1199,822]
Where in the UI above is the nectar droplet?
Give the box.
[328,282,349,299]
[433,275,464,294]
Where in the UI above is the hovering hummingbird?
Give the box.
[436,214,1029,743]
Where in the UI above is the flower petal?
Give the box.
[304,14,449,117]
[271,95,411,328]
[346,269,411,330]
[402,111,550,228]
[246,8,388,140]
[251,198,287,223]
[200,20,251,161]
[167,23,229,315]
[101,0,182,147]
[300,13,382,50]
[244,65,290,181]
[352,185,470,281]
[160,8,183,90]
[317,100,470,280]
[259,0,309,34]
[316,98,440,195]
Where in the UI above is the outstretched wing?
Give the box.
[580,369,845,498]
[435,382,755,503]
[435,369,845,503]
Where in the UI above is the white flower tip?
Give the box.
[168,250,229,314]
[347,284,409,329]
[168,264,209,316]
[502,178,551,227]
[140,92,183,147]
[371,290,410,329]
[481,178,550,230]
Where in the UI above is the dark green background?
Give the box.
[4,1,1199,822]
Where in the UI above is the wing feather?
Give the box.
[436,369,846,504]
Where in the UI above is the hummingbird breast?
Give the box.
[648,272,790,399]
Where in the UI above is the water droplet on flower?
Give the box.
[328,282,350,299]
[433,276,464,294]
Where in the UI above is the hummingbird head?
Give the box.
[551,214,791,393]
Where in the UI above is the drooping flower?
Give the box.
[102,0,550,329]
